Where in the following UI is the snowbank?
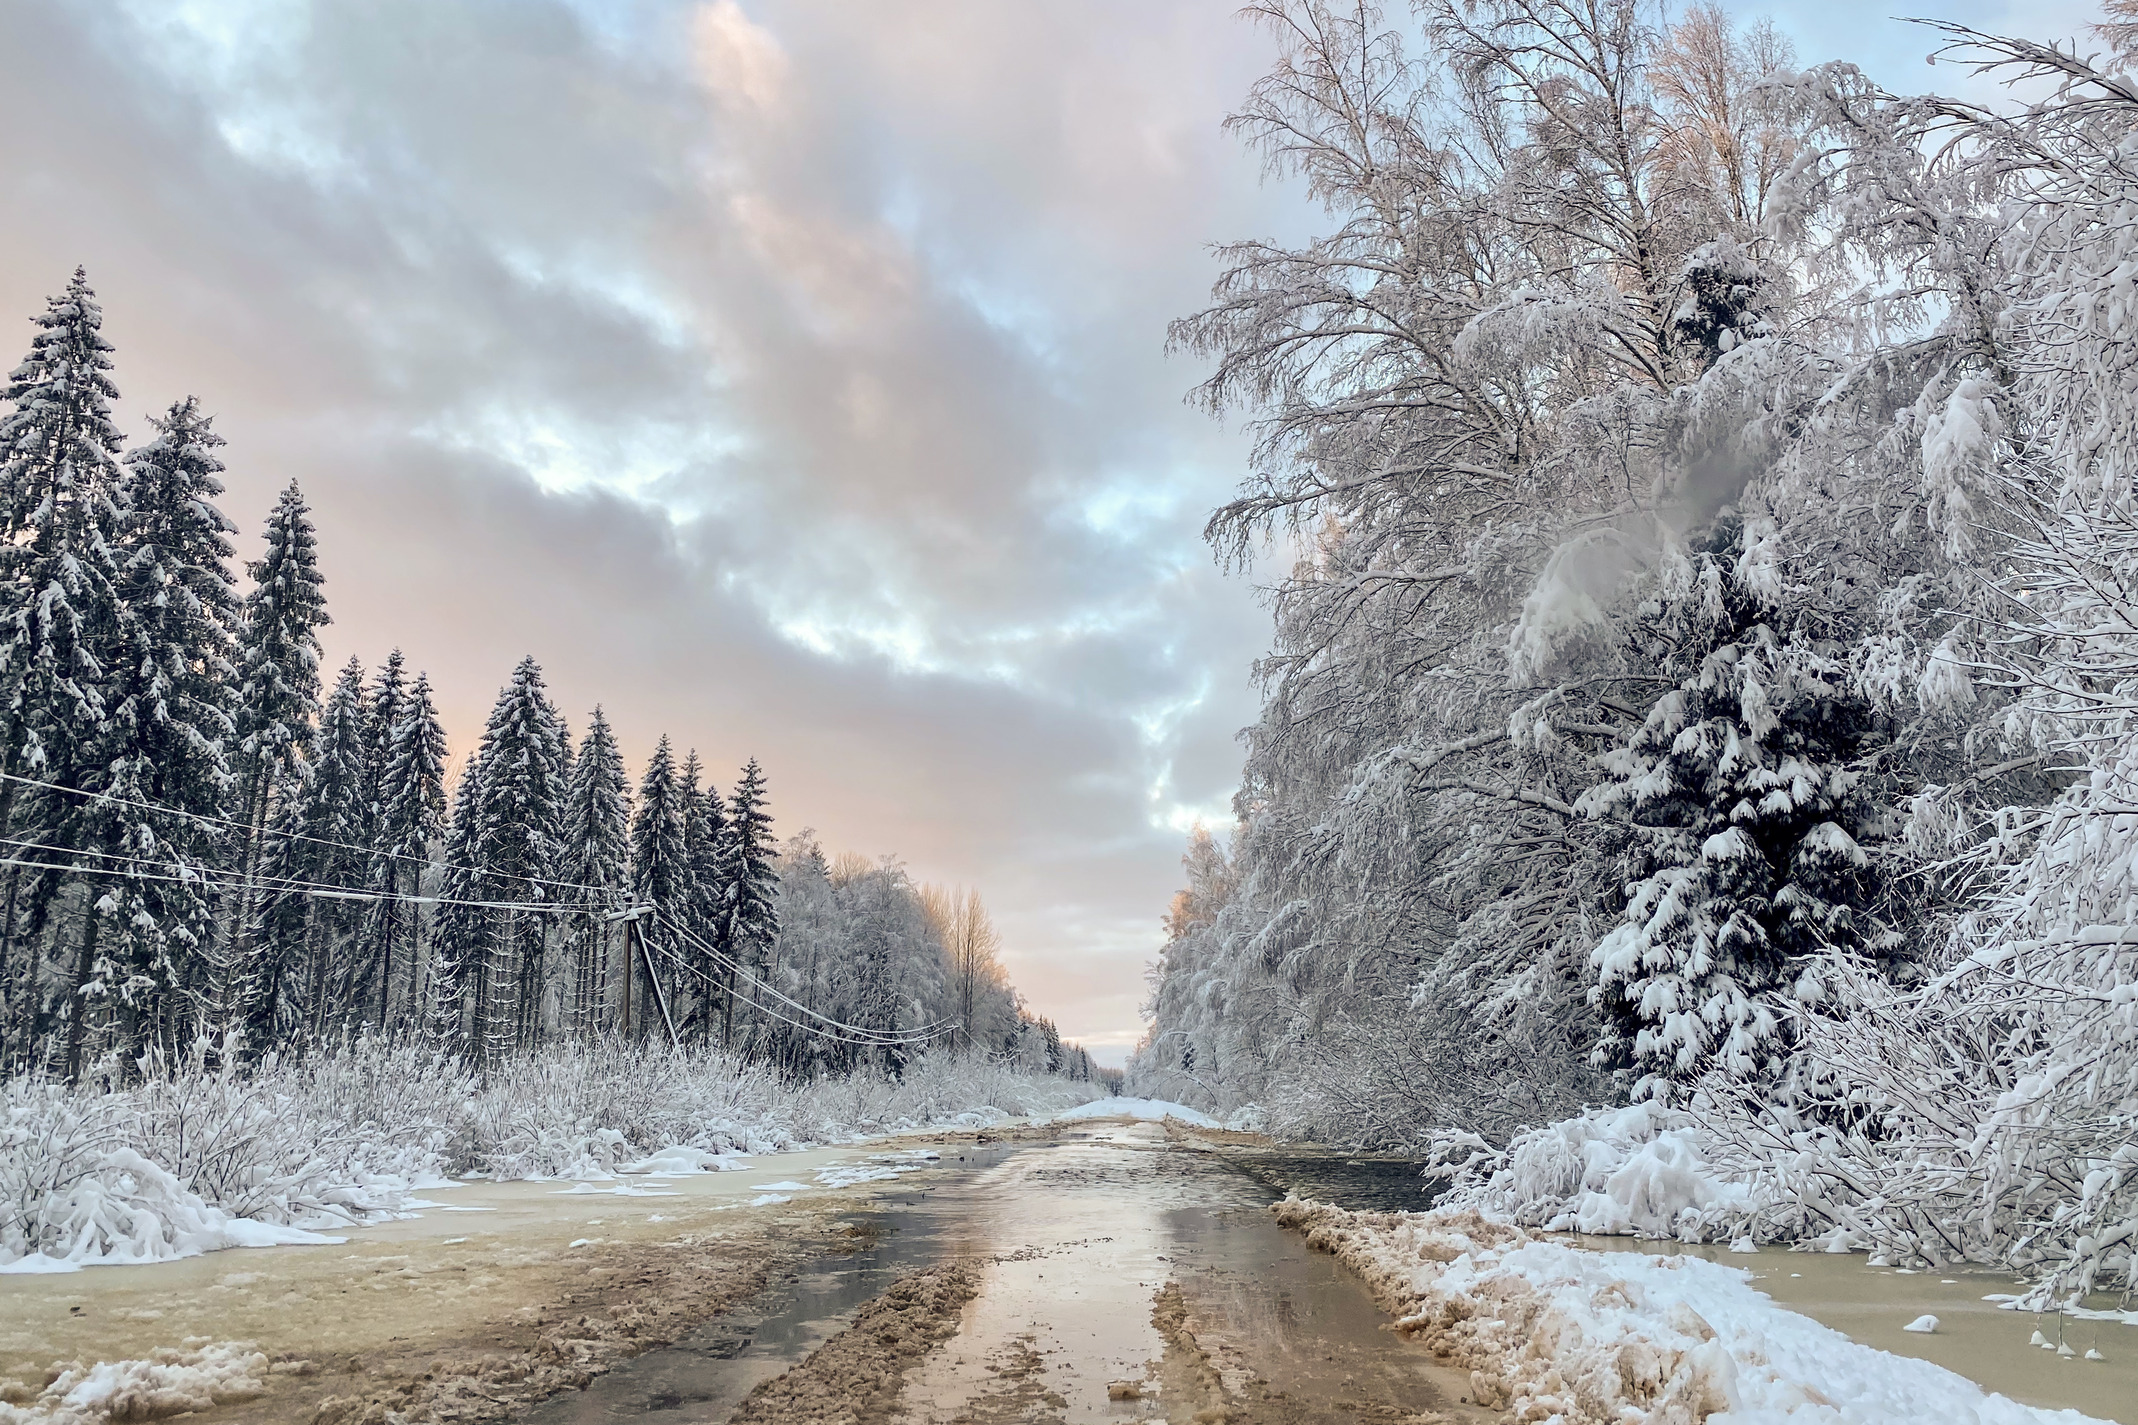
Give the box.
[0,1340,270,1425]
[1274,1200,2109,1424]
[1047,1096,1220,1128]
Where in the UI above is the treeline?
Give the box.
[0,272,1098,1084]
[1133,0,2138,1161]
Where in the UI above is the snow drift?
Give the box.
[1274,1199,2109,1424]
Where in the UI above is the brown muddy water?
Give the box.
[520,1122,2131,1423]
[520,1120,1483,1423]
[1574,1235,2136,1423]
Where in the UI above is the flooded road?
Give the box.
[523,1121,1482,1424]
[519,1121,2134,1424]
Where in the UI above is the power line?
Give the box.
[650,907,954,1044]
[0,835,608,916]
[642,927,948,1048]
[0,771,954,1050]
[0,768,622,902]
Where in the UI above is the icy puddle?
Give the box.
[526,1121,1481,1423]
[1573,1236,2137,1423]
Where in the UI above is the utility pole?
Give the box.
[605,905,678,1047]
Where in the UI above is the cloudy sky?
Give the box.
[0,0,2091,1063]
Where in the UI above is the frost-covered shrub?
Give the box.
[0,1073,349,1267]
[1,1036,1100,1266]
[467,1041,792,1176]
[119,1037,460,1221]
[1435,1103,1766,1242]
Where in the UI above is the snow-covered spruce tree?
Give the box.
[627,734,690,1042]
[1578,518,1905,1094]
[371,668,447,1030]
[460,657,568,1062]
[227,481,328,1041]
[676,748,718,1037]
[691,756,733,1033]
[721,757,778,1048]
[363,650,407,811]
[0,270,133,1076]
[249,658,369,1044]
[346,649,405,1022]
[556,705,629,1033]
[86,396,242,1060]
[425,746,490,1051]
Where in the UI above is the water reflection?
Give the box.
[519,1126,1474,1423]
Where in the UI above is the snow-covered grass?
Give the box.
[0,1038,1101,1271]
[1274,1199,2111,1424]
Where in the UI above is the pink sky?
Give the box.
[0,0,2088,1063]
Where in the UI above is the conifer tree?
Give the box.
[89,396,241,1057]
[362,651,407,834]
[676,749,717,1036]
[463,657,569,1060]
[628,735,689,1042]
[348,650,405,1025]
[558,707,628,1033]
[0,271,135,1076]
[426,749,489,1050]
[227,482,328,1032]
[372,669,446,1029]
[1580,523,1903,1095]
[249,658,367,1042]
[720,758,779,1046]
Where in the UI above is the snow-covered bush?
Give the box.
[1,1072,348,1268]
[466,1040,791,1177]
[0,1036,1100,1268]
[1435,1104,1766,1242]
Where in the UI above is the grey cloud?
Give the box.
[0,0,1296,1062]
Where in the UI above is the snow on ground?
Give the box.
[0,1340,269,1425]
[1275,1199,2112,1424]
[1047,1096,1220,1128]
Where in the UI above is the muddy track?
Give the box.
[725,1263,981,1425]
[244,1215,863,1425]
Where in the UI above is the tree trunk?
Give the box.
[61,902,102,1081]
[223,761,272,1028]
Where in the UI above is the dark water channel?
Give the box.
[518,1126,1466,1424]
[1213,1150,1442,1213]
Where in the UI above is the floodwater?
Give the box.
[1206,1148,1444,1212]
[521,1124,2133,1424]
[522,1122,1481,1423]
[1575,1235,2137,1424]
